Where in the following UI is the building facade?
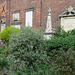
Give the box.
[0,0,75,33]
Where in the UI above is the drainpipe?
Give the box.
[40,0,42,29]
[9,0,11,26]
[6,0,11,26]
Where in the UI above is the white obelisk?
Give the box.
[45,8,52,33]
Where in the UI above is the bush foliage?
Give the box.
[0,55,10,70]
[0,26,20,43]
[0,26,74,75]
[46,35,75,53]
[49,49,75,75]
[9,49,75,75]
[54,27,75,38]
[9,27,48,74]
[46,29,75,55]
[44,28,75,75]
[0,47,4,54]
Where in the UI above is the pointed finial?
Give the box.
[68,5,73,12]
[48,7,51,13]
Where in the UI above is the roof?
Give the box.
[59,6,75,18]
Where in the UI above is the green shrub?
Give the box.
[49,49,75,75]
[0,55,10,70]
[0,47,4,54]
[1,48,9,55]
[13,64,51,75]
[54,28,75,38]
[0,26,20,43]
[44,28,75,75]
[9,27,48,74]
[46,35,75,55]
[10,49,75,75]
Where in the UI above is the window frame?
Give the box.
[1,24,5,32]
[25,8,34,27]
[13,11,20,21]
[25,10,33,27]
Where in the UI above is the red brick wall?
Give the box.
[0,0,75,31]
[9,0,41,29]
[41,0,75,30]
[0,0,7,31]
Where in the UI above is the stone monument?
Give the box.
[44,7,53,39]
[45,7,52,33]
[59,6,75,32]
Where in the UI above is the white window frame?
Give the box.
[25,11,33,27]
[13,12,20,21]
[1,24,5,32]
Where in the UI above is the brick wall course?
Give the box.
[0,0,75,31]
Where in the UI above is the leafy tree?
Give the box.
[0,26,20,43]
[9,27,48,74]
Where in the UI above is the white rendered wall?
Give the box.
[61,17,75,32]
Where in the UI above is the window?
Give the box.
[13,13,19,21]
[1,24,5,32]
[25,11,33,27]
[11,25,20,29]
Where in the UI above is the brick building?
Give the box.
[0,0,75,33]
